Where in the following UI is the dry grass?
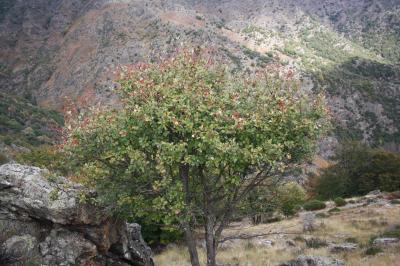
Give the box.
[155,201,400,266]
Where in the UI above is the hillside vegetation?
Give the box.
[0,0,399,148]
[0,93,63,159]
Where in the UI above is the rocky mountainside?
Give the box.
[0,163,154,266]
[0,0,399,150]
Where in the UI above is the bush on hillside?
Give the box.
[0,152,8,165]
[364,246,383,256]
[15,146,71,175]
[137,219,183,246]
[305,238,328,248]
[303,200,326,211]
[277,182,306,216]
[328,207,340,213]
[334,197,347,207]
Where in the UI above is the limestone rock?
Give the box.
[302,212,316,232]
[280,255,345,266]
[372,237,399,246]
[253,238,274,247]
[329,243,358,253]
[0,163,153,266]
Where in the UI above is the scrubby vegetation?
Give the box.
[15,146,70,175]
[334,197,347,207]
[0,152,8,165]
[303,200,326,211]
[381,225,400,238]
[0,93,63,149]
[364,246,383,256]
[313,142,400,199]
[277,182,306,216]
[156,192,400,266]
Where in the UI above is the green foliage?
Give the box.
[364,246,383,256]
[390,199,400,205]
[328,207,340,213]
[61,49,327,244]
[242,47,272,67]
[305,238,328,248]
[15,146,70,175]
[137,218,183,245]
[382,225,400,238]
[0,93,64,149]
[277,182,306,216]
[315,213,328,218]
[314,142,400,199]
[303,200,326,211]
[334,197,347,207]
[0,152,8,165]
[239,184,280,221]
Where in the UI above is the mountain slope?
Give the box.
[0,0,399,150]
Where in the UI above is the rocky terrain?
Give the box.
[0,0,399,151]
[0,163,154,266]
[155,190,400,266]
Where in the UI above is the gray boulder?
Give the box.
[329,243,358,253]
[0,163,153,266]
[372,237,399,246]
[280,255,345,266]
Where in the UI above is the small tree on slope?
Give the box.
[62,49,328,266]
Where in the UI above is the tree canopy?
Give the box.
[62,49,328,266]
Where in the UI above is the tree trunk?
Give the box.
[180,163,200,266]
[183,223,200,266]
[205,215,217,266]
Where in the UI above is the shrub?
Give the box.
[334,197,347,207]
[0,152,8,165]
[328,207,341,213]
[364,246,383,256]
[138,219,183,246]
[315,213,328,218]
[277,182,306,216]
[390,199,400,205]
[305,238,328,248]
[15,146,70,175]
[303,200,326,211]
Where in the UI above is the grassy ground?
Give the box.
[155,196,400,266]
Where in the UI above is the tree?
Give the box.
[62,49,328,266]
[314,141,400,199]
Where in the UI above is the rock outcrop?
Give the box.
[372,238,400,247]
[280,255,345,266]
[0,163,153,266]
